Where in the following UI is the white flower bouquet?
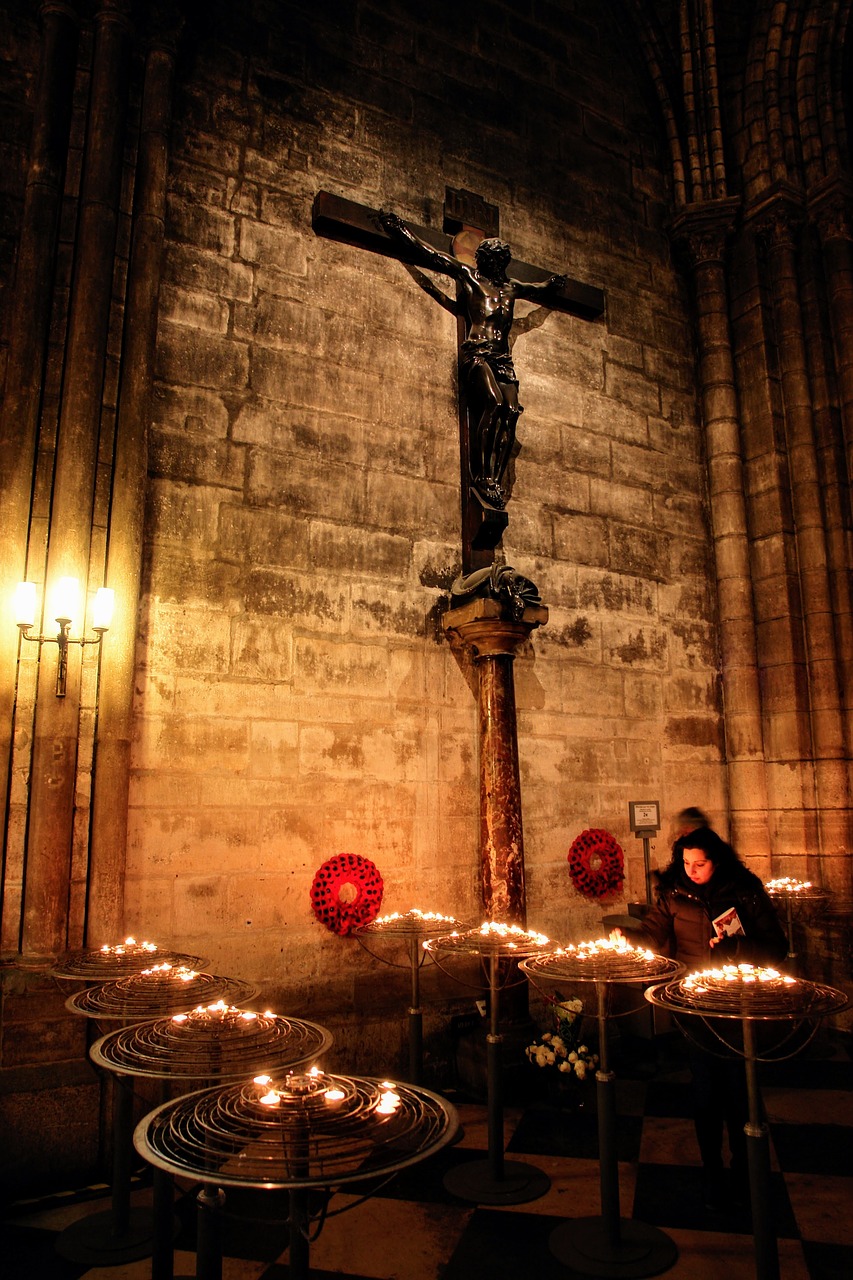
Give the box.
[525,995,599,1080]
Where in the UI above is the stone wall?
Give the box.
[125,0,724,1025]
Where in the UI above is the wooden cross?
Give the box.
[312,188,605,580]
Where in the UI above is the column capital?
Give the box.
[807,173,853,244]
[443,597,548,658]
[669,197,742,268]
[745,181,807,248]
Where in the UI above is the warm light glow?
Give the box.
[684,963,797,993]
[377,1087,401,1115]
[554,932,656,963]
[140,963,199,982]
[51,576,80,626]
[92,587,115,632]
[259,1091,280,1107]
[766,876,813,894]
[477,921,550,946]
[98,937,157,956]
[13,582,37,630]
[323,1088,345,1106]
[254,1075,272,1086]
[375,908,457,925]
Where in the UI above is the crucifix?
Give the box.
[313,188,605,928]
[313,189,604,610]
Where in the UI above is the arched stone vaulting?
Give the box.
[627,0,853,890]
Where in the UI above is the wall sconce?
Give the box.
[14,578,115,697]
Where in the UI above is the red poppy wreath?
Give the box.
[567,828,624,900]
[310,853,384,936]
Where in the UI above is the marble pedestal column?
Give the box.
[444,596,547,926]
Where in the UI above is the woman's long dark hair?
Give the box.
[668,826,744,879]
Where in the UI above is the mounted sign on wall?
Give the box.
[628,800,660,836]
[628,800,661,906]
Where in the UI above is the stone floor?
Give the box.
[3,1029,851,1279]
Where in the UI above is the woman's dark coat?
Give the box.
[639,861,788,972]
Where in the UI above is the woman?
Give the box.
[639,827,787,1211]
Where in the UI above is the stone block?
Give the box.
[246,447,367,522]
[146,477,230,548]
[158,282,230,333]
[308,520,411,577]
[173,877,230,937]
[607,621,669,671]
[580,392,648,450]
[534,606,601,661]
[553,512,608,566]
[248,720,300,780]
[364,468,457,540]
[238,218,308,274]
[155,322,249,391]
[150,431,245,489]
[591,477,652,525]
[351,581,439,640]
[242,568,349,629]
[218,503,311,568]
[293,637,391,698]
[162,241,253,302]
[251,345,380,419]
[577,568,656,616]
[231,617,294,682]
[166,194,236,254]
[152,715,251,776]
[140,603,232,677]
[151,382,231,438]
[609,522,671,580]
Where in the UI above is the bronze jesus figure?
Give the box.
[377,210,565,511]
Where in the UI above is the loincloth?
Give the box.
[460,339,518,386]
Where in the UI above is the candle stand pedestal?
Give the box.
[355,910,464,1084]
[89,1004,333,1279]
[134,1070,458,1280]
[765,880,828,973]
[424,923,553,1205]
[521,939,681,1278]
[58,967,256,1266]
[645,964,847,1280]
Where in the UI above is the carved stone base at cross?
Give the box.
[444,596,548,924]
[312,189,605,576]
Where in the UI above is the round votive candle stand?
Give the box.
[645,963,848,1280]
[355,908,465,1083]
[765,877,828,970]
[91,1003,334,1280]
[134,1069,459,1280]
[521,934,682,1278]
[60,966,257,1267]
[423,920,555,1206]
[52,938,208,981]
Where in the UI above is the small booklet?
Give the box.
[712,906,745,939]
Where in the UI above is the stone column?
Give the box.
[22,0,133,959]
[0,1,80,950]
[809,175,853,492]
[670,200,771,863]
[750,186,852,892]
[87,16,180,944]
[443,597,548,924]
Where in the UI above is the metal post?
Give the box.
[742,1019,780,1280]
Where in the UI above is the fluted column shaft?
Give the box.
[23,0,133,958]
[0,1,80,950]
[671,201,770,862]
[87,24,178,944]
[755,192,851,890]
